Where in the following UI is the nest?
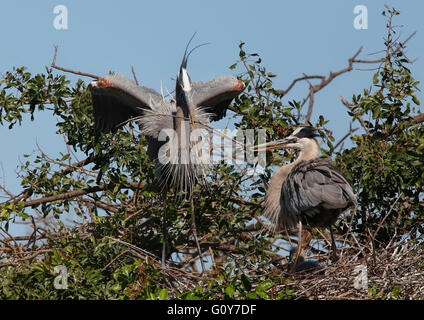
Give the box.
[275,240,424,300]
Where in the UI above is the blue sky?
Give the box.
[0,1,423,234]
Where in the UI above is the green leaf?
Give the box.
[241,274,252,291]
[158,288,168,300]
[373,73,379,84]
[256,279,273,292]
[225,285,235,298]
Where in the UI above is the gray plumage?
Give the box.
[281,157,356,229]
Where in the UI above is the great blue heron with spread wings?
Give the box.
[87,37,245,268]
[254,126,356,272]
[88,44,245,194]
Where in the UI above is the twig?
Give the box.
[372,195,401,243]
[51,45,100,80]
[275,75,325,96]
[331,126,359,154]
[0,249,53,268]
[339,95,370,135]
[305,85,315,123]
[105,236,159,261]
[304,47,364,123]
[101,249,130,271]
[131,66,139,85]
[19,182,145,208]
[1,234,46,242]
[79,197,119,213]
[59,155,96,176]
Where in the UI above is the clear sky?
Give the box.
[0,1,423,234]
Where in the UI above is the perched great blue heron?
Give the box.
[87,37,245,268]
[254,126,356,272]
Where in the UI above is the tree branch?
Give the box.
[23,185,105,207]
[131,66,139,85]
[272,47,388,123]
[275,75,325,96]
[59,155,95,176]
[331,126,359,154]
[21,182,146,208]
[51,45,100,80]
[339,95,370,135]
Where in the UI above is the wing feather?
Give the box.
[191,76,245,121]
[282,158,356,216]
[88,74,165,133]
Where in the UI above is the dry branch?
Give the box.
[51,45,100,80]
[302,47,364,123]
[275,75,325,96]
[131,66,139,85]
[272,46,390,124]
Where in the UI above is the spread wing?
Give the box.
[282,158,356,219]
[191,76,245,121]
[88,74,166,133]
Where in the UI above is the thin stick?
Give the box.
[275,75,325,96]
[161,193,168,268]
[191,198,205,273]
[51,45,100,80]
[131,66,139,85]
[332,126,359,154]
[339,95,370,135]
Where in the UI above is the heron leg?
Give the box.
[191,198,205,273]
[161,193,169,268]
[329,225,339,262]
[161,215,168,268]
[291,221,303,273]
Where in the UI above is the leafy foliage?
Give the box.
[337,7,424,246]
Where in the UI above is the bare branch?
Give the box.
[23,185,106,207]
[51,45,100,80]
[300,47,363,123]
[412,113,424,124]
[305,86,315,123]
[275,75,325,96]
[331,126,359,154]
[80,197,119,213]
[131,66,139,85]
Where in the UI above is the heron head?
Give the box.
[253,126,320,152]
[177,54,192,93]
[175,48,194,118]
[175,33,210,115]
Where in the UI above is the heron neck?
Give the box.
[295,138,320,163]
[176,87,192,119]
[266,139,319,209]
[267,162,295,202]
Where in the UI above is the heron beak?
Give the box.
[253,137,295,152]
